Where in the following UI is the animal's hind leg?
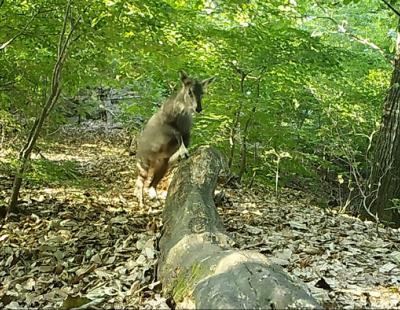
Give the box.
[134,162,148,208]
[148,158,169,200]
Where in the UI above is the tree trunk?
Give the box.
[8,0,75,213]
[365,21,400,227]
[238,106,256,183]
[157,146,320,309]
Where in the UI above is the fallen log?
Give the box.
[157,146,321,309]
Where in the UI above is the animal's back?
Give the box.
[136,111,181,162]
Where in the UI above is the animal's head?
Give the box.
[180,70,215,113]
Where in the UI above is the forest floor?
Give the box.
[0,121,399,309]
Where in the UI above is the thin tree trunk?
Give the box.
[227,71,247,170]
[0,124,4,148]
[238,107,256,182]
[365,20,400,227]
[8,0,75,212]
[228,108,241,169]
[237,119,248,182]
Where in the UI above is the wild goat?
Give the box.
[134,71,215,207]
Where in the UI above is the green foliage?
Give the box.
[1,0,396,198]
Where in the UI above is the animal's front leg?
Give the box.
[180,133,190,159]
[179,142,189,159]
[169,142,189,163]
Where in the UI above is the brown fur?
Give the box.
[134,71,215,207]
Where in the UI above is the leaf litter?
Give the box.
[0,122,399,309]
[218,185,400,309]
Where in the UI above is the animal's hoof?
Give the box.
[148,187,158,200]
[159,191,168,199]
[179,149,189,160]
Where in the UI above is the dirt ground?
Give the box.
[1,124,399,309]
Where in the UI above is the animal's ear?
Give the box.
[180,70,192,86]
[201,76,216,89]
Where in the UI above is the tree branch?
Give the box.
[380,0,400,17]
[0,11,40,51]
[308,15,392,64]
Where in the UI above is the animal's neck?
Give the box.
[173,88,188,109]
[159,89,193,134]
[162,89,191,117]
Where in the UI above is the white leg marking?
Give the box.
[159,190,168,200]
[148,186,157,200]
[169,139,189,163]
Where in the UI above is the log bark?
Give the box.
[157,146,320,309]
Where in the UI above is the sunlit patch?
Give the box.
[0,148,17,164]
[32,152,93,163]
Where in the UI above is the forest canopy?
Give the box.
[1,0,397,213]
